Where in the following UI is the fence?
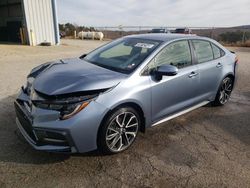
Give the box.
[92,26,250,46]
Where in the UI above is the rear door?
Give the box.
[148,40,201,123]
[191,40,224,100]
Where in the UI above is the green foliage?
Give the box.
[219,30,250,43]
[59,23,97,36]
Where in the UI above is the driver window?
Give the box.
[151,40,192,70]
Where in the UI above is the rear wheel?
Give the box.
[213,77,233,106]
[98,107,140,154]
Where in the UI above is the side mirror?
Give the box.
[152,64,178,81]
[80,54,87,59]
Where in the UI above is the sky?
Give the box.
[57,0,250,27]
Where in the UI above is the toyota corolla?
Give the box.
[15,34,238,154]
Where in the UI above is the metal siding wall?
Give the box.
[46,0,55,44]
[23,0,56,45]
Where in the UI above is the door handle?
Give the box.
[188,71,198,78]
[216,62,223,68]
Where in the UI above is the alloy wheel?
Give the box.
[219,78,233,104]
[105,112,139,152]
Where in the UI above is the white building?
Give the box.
[0,0,60,46]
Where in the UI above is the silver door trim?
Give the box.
[152,101,210,127]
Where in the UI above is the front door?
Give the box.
[149,40,200,123]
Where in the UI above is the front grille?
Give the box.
[14,101,37,142]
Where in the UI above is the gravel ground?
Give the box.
[0,39,250,188]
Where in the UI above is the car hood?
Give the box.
[31,58,127,96]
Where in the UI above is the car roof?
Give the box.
[125,33,205,42]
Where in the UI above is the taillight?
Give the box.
[235,56,239,63]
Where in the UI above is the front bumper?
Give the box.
[14,90,109,153]
[15,101,76,153]
[16,118,74,152]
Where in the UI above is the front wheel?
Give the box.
[98,107,140,154]
[213,77,233,106]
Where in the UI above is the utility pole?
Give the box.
[242,31,246,44]
[118,25,123,37]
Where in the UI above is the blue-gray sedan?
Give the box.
[15,34,238,154]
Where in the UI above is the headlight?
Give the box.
[22,77,34,96]
[60,101,90,120]
[34,100,90,120]
[33,95,97,120]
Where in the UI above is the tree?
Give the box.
[219,30,250,43]
[58,23,97,36]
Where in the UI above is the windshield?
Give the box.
[175,29,185,33]
[83,38,161,74]
[151,29,166,33]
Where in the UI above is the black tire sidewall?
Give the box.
[97,107,141,154]
[213,77,233,106]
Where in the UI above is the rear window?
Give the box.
[211,43,225,59]
[192,40,213,63]
[211,43,221,59]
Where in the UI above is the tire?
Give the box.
[212,77,233,106]
[98,107,140,154]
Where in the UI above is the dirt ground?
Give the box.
[0,39,250,188]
